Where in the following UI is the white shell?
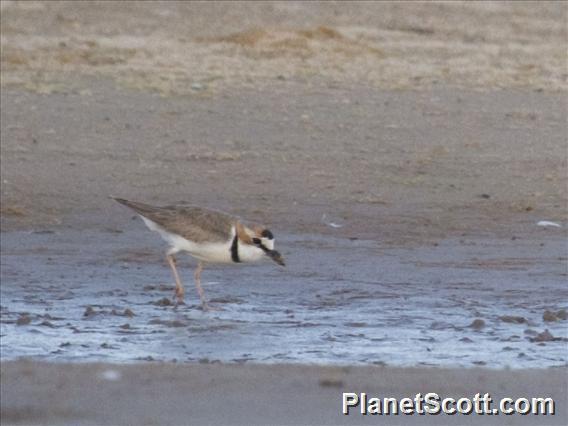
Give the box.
[537,221,562,228]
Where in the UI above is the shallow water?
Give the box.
[1,226,567,368]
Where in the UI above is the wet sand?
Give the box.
[1,228,567,368]
[1,1,567,425]
[2,361,567,426]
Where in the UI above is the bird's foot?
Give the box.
[173,288,185,304]
[173,299,186,309]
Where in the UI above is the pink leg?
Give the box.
[194,261,210,311]
[166,254,184,304]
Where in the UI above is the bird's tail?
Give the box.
[110,196,160,215]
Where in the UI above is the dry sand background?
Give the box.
[1,1,567,425]
[1,1,566,94]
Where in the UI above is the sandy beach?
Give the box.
[2,361,567,425]
[1,1,567,425]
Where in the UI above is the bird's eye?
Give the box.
[261,229,274,240]
[252,238,261,245]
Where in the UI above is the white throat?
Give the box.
[237,240,265,263]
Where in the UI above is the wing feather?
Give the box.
[113,198,236,243]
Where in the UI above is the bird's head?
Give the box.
[251,226,285,266]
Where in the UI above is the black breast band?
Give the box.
[230,234,240,263]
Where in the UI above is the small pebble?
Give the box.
[16,315,31,326]
[154,298,172,307]
[319,378,344,388]
[499,315,526,324]
[530,329,555,342]
[83,306,96,317]
[469,319,485,330]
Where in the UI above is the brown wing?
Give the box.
[112,198,236,243]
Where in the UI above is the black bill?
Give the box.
[266,249,285,266]
[257,243,285,266]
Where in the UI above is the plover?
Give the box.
[112,198,285,310]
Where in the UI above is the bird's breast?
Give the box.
[236,242,265,263]
[187,240,235,263]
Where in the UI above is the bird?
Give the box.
[111,197,285,310]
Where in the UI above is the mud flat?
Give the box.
[1,228,567,368]
[2,81,567,367]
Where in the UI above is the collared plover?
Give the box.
[112,198,285,310]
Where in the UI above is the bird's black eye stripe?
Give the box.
[252,238,261,245]
[261,229,274,240]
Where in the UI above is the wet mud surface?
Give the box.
[1,2,567,371]
[2,225,566,368]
